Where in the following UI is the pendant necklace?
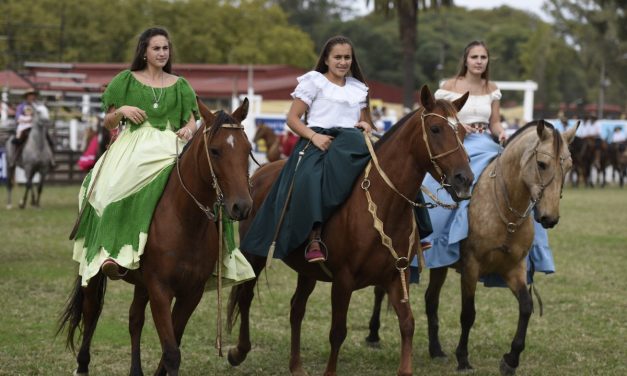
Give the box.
[148,72,164,109]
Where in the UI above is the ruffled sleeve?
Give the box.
[177,77,200,127]
[291,71,321,106]
[101,70,132,112]
[346,77,369,109]
[490,89,502,101]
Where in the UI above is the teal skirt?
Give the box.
[241,127,371,259]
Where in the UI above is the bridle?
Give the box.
[363,109,469,210]
[361,107,469,303]
[174,119,248,357]
[490,136,569,244]
[175,121,248,221]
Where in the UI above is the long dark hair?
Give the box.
[130,27,173,73]
[455,40,490,84]
[313,35,373,126]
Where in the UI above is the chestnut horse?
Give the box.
[253,123,281,162]
[227,85,474,376]
[365,121,578,375]
[57,98,253,376]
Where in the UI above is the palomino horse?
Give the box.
[4,108,53,209]
[57,99,253,376]
[253,123,281,162]
[227,85,474,376]
[365,121,578,375]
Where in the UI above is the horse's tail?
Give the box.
[56,274,107,352]
[226,284,242,334]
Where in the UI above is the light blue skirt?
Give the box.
[411,133,554,286]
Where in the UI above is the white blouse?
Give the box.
[291,71,368,129]
[435,88,501,125]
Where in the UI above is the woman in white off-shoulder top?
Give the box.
[418,41,555,286]
[241,36,375,263]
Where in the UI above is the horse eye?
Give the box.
[210,148,220,157]
[430,126,440,134]
[537,161,547,170]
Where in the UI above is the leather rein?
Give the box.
[489,137,568,250]
[174,120,246,357]
[361,109,468,303]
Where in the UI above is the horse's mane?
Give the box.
[374,99,459,150]
[504,120,563,161]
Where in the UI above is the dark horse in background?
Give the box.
[227,86,474,376]
[58,99,253,376]
[4,107,54,209]
[366,120,578,375]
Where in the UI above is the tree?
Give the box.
[367,0,453,108]
[546,0,627,115]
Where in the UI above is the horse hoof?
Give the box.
[74,369,89,376]
[499,358,517,376]
[429,348,448,360]
[227,347,246,366]
[290,368,309,376]
[365,336,381,349]
[456,365,474,374]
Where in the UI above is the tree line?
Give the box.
[1,0,625,116]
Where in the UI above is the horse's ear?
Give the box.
[419,85,435,111]
[563,121,580,144]
[536,119,551,141]
[196,97,216,125]
[232,97,249,123]
[452,92,469,113]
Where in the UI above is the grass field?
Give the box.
[0,185,625,375]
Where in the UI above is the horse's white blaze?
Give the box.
[227,134,235,148]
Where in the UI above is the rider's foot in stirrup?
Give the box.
[101,259,128,280]
[305,239,325,263]
[420,241,432,251]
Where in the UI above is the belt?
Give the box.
[469,122,489,131]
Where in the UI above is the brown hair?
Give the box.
[455,40,490,84]
[130,27,173,74]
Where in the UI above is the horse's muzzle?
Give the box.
[226,198,253,221]
[447,170,473,202]
[537,214,559,229]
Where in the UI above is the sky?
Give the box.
[354,0,551,21]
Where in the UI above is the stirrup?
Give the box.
[101,259,128,280]
[304,237,328,263]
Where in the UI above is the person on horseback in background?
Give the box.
[10,89,55,168]
[241,35,432,264]
[418,40,555,286]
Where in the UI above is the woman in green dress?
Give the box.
[72,27,200,286]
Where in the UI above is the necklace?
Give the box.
[146,72,165,109]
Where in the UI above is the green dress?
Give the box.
[72,70,199,286]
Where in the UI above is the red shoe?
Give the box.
[101,259,127,280]
[305,240,326,263]
[420,241,432,251]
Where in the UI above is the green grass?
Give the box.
[1,185,626,375]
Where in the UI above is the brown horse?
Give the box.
[253,123,281,162]
[227,85,474,376]
[365,121,578,375]
[57,98,253,376]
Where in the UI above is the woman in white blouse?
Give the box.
[418,41,555,286]
[241,36,374,263]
